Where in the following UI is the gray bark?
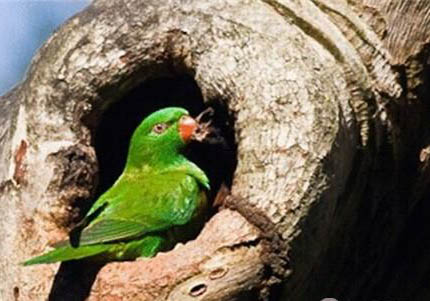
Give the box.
[0,0,429,300]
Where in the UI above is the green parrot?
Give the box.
[23,107,211,265]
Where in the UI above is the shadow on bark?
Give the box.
[49,261,104,301]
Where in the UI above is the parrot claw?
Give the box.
[135,257,150,262]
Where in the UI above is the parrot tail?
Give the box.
[22,244,112,266]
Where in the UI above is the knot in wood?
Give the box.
[189,283,207,297]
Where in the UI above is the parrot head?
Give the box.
[126,107,210,168]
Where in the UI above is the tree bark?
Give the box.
[0,0,429,300]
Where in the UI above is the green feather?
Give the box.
[22,235,166,265]
[23,107,209,265]
[23,245,112,265]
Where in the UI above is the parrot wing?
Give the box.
[76,172,201,246]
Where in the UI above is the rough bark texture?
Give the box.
[0,0,429,300]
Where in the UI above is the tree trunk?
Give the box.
[1,0,429,300]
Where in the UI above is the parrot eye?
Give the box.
[152,123,169,135]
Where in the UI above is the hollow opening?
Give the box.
[94,75,237,205]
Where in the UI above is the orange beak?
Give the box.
[179,115,198,142]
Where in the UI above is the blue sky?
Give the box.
[0,1,89,95]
